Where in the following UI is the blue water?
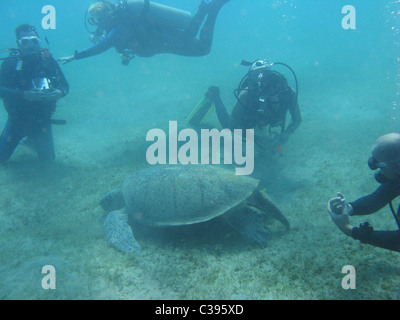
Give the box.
[0,0,399,300]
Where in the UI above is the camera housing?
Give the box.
[32,77,51,91]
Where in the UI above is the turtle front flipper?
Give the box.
[104,209,141,255]
[249,189,290,230]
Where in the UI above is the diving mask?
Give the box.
[249,59,272,72]
[368,156,400,170]
[368,156,400,183]
[18,36,41,48]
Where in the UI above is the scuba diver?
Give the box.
[328,132,400,252]
[59,0,229,65]
[188,58,301,154]
[0,24,69,164]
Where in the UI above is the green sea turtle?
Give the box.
[100,165,290,255]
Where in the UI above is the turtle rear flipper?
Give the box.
[104,209,141,255]
[224,207,270,245]
[250,189,290,230]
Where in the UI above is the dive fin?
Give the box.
[186,95,215,126]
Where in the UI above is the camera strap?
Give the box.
[389,201,400,230]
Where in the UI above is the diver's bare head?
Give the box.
[370,132,400,181]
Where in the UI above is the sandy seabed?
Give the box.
[0,64,399,301]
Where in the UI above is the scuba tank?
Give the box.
[85,0,192,41]
[126,0,192,30]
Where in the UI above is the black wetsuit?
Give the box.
[350,177,400,252]
[215,88,301,134]
[75,1,223,60]
[0,49,69,163]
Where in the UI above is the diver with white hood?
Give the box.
[60,0,229,65]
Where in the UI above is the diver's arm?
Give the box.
[328,195,400,252]
[0,86,24,100]
[61,27,120,63]
[22,57,69,103]
[284,89,301,135]
[350,179,400,216]
[51,58,69,96]
[351,225,400,252]
[0,60,23,100]
[285,101,301,134]
[74,29,117,60]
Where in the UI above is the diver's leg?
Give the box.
[0,118,25,164]
[31,120,55,163]
[196,0,230,55]
[215,99,230,128]
[184,0,209,38]
[167,0,229,56]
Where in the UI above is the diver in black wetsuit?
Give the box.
[59,0,229,65]
[204,59,301,153]
[0,25,69,164]
[328,132,400,252]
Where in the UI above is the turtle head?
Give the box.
[100,188,125,212]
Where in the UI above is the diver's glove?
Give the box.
[205,85,220,102]
[328,192,353,216]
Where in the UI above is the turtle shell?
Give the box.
[121,165,259,227]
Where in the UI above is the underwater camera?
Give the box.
[32,78,52,92]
